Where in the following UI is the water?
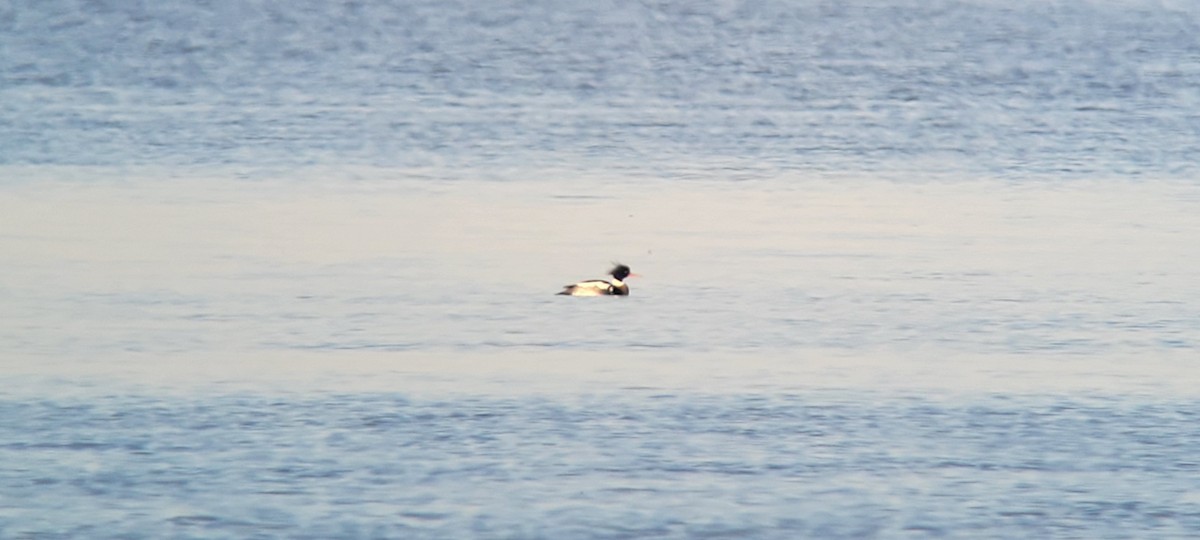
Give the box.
[4,0,1200,177]
[3,1,1200,538]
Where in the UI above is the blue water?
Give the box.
[3,1,1200,538]
[4,0,1200,178]
[3,393,1199,538]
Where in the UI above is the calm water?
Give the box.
[3,1,1200,538]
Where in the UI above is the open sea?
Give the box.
[3,1,1200,538]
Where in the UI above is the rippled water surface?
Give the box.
[4,0,1200,178]
[3,0,1200,538]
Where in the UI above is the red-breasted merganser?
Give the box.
[557,264,635,296]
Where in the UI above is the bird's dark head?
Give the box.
[609,264,632,281]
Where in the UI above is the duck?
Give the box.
[557,264,635,296]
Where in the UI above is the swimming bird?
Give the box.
[557,264,635,296]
